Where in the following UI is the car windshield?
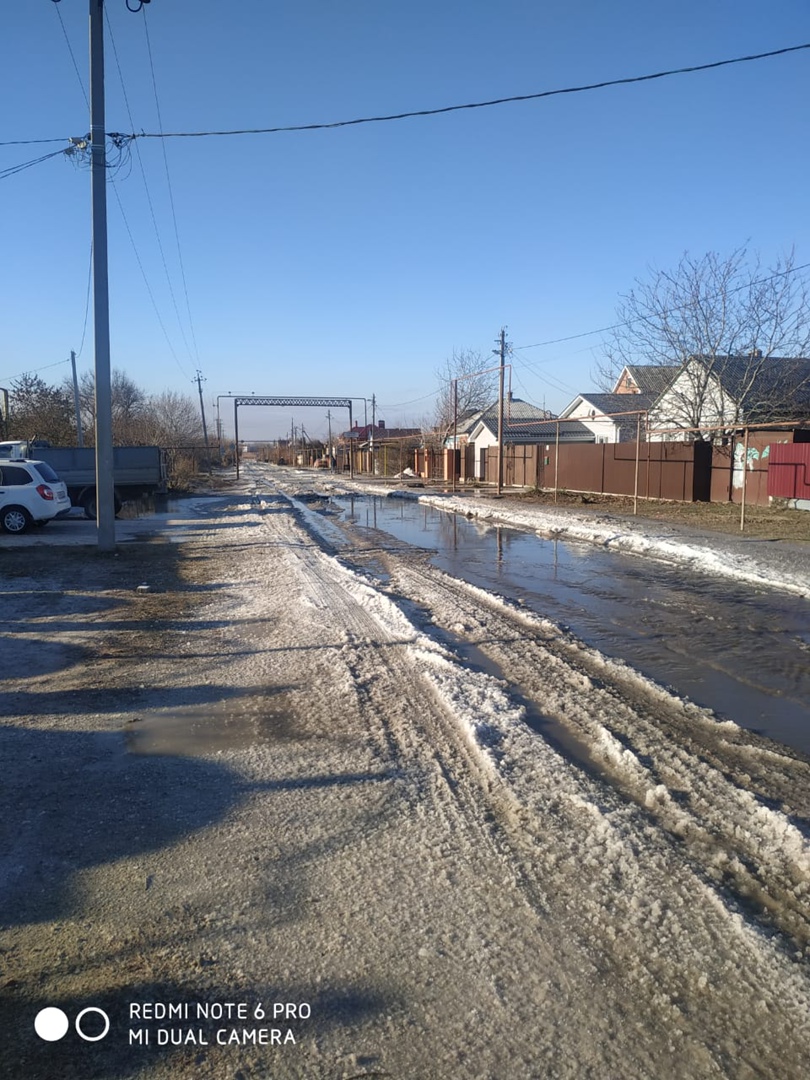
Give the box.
[31,462,60,483]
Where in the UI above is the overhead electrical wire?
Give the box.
[76,239,93,359]
[2,40,807,149]
[142,5,201,368]
[52,0,89,113]
[109,180,192,380]
[512,261,810,354]
[3,31,808,401]
[0,138,68,147]
[0,357,71,384]
[105,5,197,373]
[0,148,68,180]
[128,43,810,142]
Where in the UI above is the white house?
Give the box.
[559,392,654,443]
[466,396,592,479]
[647,355,810,441]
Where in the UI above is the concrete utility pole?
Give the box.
[370,393,376,475]
[496,327,506,495]
[70,350,84,446]
[326,410,334,471]
[86,0,154,548]
[194,370,211,471]
[89,0,116,550]
[452,378,459,492]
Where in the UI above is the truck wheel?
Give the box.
[1,506,32,534]
[82,493,123,518]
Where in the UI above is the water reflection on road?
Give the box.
[335,495,810,756]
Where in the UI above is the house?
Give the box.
[559,392,655,443]
[648,354,810,441]
[466,396,592,479]
[342,419,422,475]
[613,364,678,397]
[444,408,484,449]
[342,419,421,444]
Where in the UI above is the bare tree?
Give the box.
[432,348,497,445]
[596,248,810,431]
[68,368,147,444]
[137,390,203,446]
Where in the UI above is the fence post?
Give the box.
[740,426,749,531]
[633,413,641,514]
[554,420,560,502]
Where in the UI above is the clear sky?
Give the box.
[2,1,808,440]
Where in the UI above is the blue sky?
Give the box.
[2,1,808,439]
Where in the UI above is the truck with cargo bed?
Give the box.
[0,441,167,518]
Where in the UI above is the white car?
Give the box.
[0,459,71,533]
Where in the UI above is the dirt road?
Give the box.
[2,471,810,1079]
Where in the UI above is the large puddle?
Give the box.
[333,495,810,756]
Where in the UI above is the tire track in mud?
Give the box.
[262,477,810,938]
[248,488,600,996]
[362,558,810,1074]
[266,475,810,949]
[384,556,810,950]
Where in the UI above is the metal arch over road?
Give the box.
[232,396,355,478]
[233,397,354,409]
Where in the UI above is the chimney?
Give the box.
[378,419,385,430]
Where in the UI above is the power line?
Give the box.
[379,388,441,409]
[109,180,193,380]
[105,5,197,369]
[76,239,94,359]
[143,6,201,367]
[0,147,69,181]
[0,138,67,147]
[4,40,807,150]
[52,0,89,113]
[0,358,71,383]
[127,42,810,142]
[512,261,810,353]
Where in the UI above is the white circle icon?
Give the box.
[75,1007,111,1042]
[34,1007,69,1042]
